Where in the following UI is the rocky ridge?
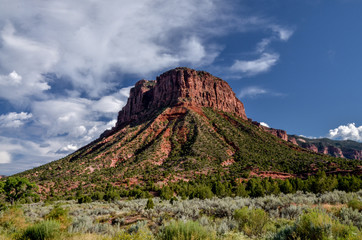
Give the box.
[252,119,362,160]
[289,135,362,160]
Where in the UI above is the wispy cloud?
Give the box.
[271,25,294,41]
[231,24,293,76]
[239,86,284,99]
[328,123,362,141]
[231,53,279,76]
[239,86,268,98]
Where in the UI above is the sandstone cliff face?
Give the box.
[116,67,247,128]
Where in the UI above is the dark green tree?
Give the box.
[235,183,248,197]
[0,181,4,194]
[3,177,38,204]
[309,171,338,193]
[190,185,213,199]
[280,179,293,194]
[246,178,265,198]
[160,186,173,200]
[212,181,226,197]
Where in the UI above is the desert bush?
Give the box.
[273,209,361,240]
[0,207,28,232]
[68,216,93,234]
[214,218,238,236]
[294,209,333,239]
[220,231,250,240]
[348,198,362,212]
[259,195,283,212]
[45,205,71,229]
[318,190,352,204]
[280,205,304,220]
[157,220,216,240]
[233,207,269,237]
[118,225,154,240]
[20,220,60,240]
[336,207,362,229]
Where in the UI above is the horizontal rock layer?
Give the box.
[116,68,247,128]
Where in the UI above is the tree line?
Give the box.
[1,172,361,204]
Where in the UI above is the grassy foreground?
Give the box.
[0,190,361,240]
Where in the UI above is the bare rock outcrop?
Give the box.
[116,67,247,128]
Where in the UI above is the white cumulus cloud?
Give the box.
[0,112,32,128]
[328,123,362,141]
[260,122,270,128]
[0,151,11,164]
[92,96,125,113]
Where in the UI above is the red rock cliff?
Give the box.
[116,67,247,128]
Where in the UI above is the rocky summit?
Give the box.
[107,67,246,134]
[19,67,360,195]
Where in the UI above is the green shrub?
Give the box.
[273,209,361,240]
[145,198,154,210]
[20,220,60,240]
[118,225,154,240]
[91,191,104,201]
[78,195,92,204]
[336,207,362,229]
[160,186,173,200]
[348,199,362,212]
[190,185,213,200]
[45,205,70,230]
[233,207,269,237]
[103,191,120,202]
[0,207,27,231]
[158,220,216,240]
[295,210,333,239]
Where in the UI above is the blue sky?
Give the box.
[0,0,362,175]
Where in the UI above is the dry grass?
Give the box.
[0,208,28,230]
[63,233,111,240]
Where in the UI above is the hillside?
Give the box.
[18,68,361,196]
